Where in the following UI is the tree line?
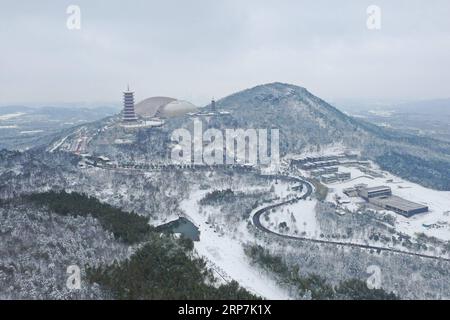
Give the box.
[245,244,398,300]
[25,190,259,299]
[26,190,151,244]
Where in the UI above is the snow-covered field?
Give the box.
[180,188,291,300]
[172,163,450,299]
[260,199,318,237]
[0,112,25,121]
[286,143,355,159]
[20,130,44,134]
[324,164,450,241]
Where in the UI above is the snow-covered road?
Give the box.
[180,189,291,300]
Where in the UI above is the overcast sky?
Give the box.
[1,0,449,106]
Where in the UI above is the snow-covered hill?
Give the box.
[42,82,450,190]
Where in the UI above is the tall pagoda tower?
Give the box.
[122,85,138,122]
[211,97,216,112]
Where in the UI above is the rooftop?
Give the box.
[375,195,428,211]
[366,186,391,192]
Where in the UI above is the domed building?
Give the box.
[134,96,198,119]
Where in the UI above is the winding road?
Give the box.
[251,177,450,263]
[92,161,450,263]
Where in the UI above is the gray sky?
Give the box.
[1,0,449,106]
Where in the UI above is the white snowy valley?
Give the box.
[150,159,450,300]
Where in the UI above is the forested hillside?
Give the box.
[88,235,259,300]
[0,192,257,299]
[244,244,398,300]
[27,191,151,244]
[38,82,450,191]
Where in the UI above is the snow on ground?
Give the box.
[119,120,164,128]
[325,163,450,241]
[48,133,72,152]
[20,130,44,134]
[257,163,450,255]
[260,199,318,237]
[272,180,291,198]
[0,112,25,120]
[286,143,358,159]
[180,188,291,300]
[368,110,395,117]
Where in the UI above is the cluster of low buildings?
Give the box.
[358,166,384,178]
[290,153,358,170]
[290,153,356,183]
[310,166,338,177]
[78,154,112,168]
[298,159,339,170]
[343,184,428,217]
[320,171,352,184]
